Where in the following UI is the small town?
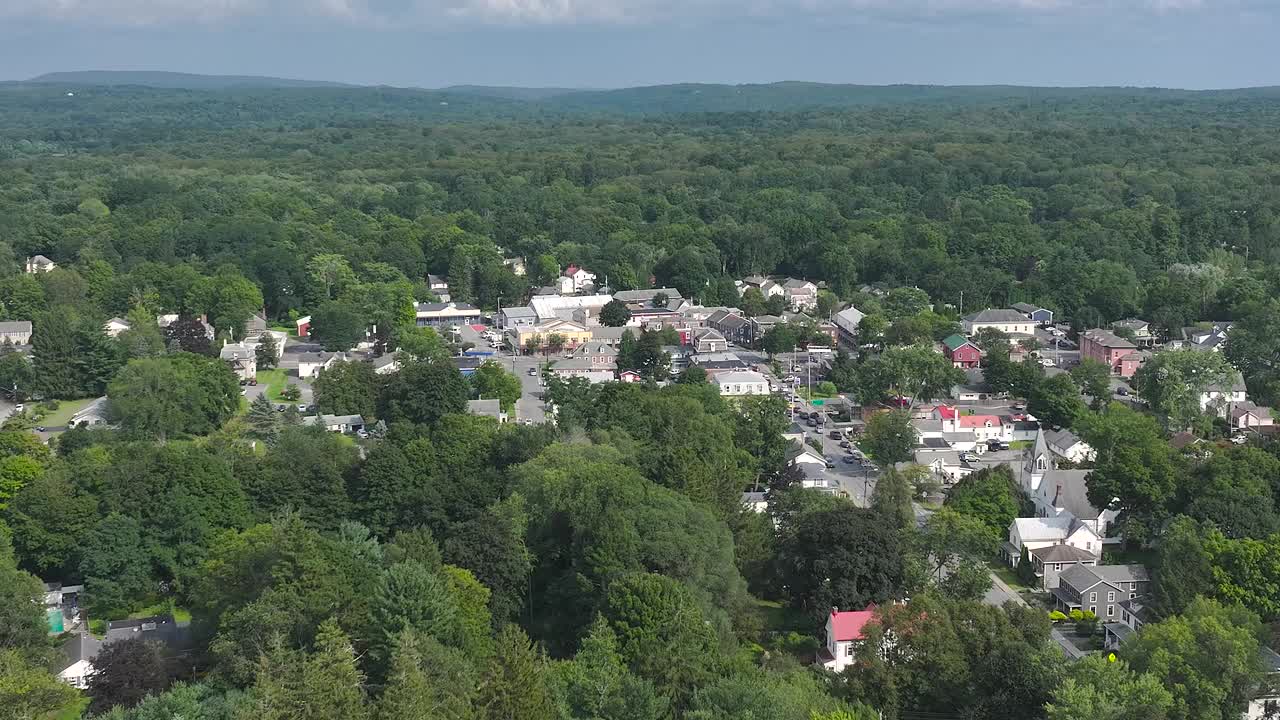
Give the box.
[3,52,1280,720]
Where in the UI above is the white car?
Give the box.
[1039,358,1056,367]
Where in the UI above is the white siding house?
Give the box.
[717,370,770,397]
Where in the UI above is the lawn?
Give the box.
[755,598,811,634]
[255,368,289,401]
[990,561,1034,593]
[127,601,191,624]
[36,398,98,428]
[1009,440,1033,450]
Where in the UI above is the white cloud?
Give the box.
[0,0,1251,27]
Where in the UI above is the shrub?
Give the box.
[1048,610,1068,623]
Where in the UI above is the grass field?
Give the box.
[255,368,289,401]
[127,601,192,624]
[990,560,1033,592]
[36,398,98,427]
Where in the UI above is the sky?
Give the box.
[0,1,1277,89]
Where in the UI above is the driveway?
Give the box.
[986,570,1086,660]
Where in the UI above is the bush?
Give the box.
[1069,609,1084,622]
[281,384,302,401]
[1048,610,1068,623]
[1075,610,1098,636]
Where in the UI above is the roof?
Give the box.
[942,334,977,352]
[219,344,256,360]
[104,615,189,648]
[752,315,783,325]
[1260,647,1280,674]
[833,306,866,333]
[709,311,749,330]
[1043,470,1101,519]
[1170,431,1202,450]
[29,254,53,265]
[963,309,1030,324]
[467,399,504,417]
[551,357,616,371]
[1010,302,1043,314]
[782,278,817,291]
[1112,318,1150,332]
[0,320,32,334]
[936,405,958,420]
[611,288,683,303]
[717,370,768,385]
[1044,428,1084,450]
[529,294,613,320]
[1081,329,1137,349]
[1232,401,1273,421]
[415,301,481,315]
[958,414,1002,429]
[1093,564,1150,584]
[1206,370,1248,394]
[1030,544,1097,563]
[1104,623,1135,643]
[501,306,537,319]
[427,274,448,286]
[1012,516,1092,542]
[58,632,100,673]
[829,607,877,642]
[295,351,338,364]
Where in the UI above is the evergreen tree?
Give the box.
[79,513,153,617]
[871,467,915,531]
[554,615,664,720]
[86,638,172,715]
[118,306,166,360]
[0,531,46,653]
[368,562,464,676]
[477,625,556,720]
[248,394,280,444]
[32,309,82,399]
[255,332,279,370]
[377,630,477,720]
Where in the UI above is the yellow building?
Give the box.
[506,320,593,352]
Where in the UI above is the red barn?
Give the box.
[942,334,982,369]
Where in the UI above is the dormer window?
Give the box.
[1036,457,1047,471]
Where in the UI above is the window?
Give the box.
[1107,591,1115,602]
[845,643,854,657]
[1089,606,1096,614]
[1129,593,1137,599]
[1053,563,1060,571]
[1089,592,1097,603]
[1107,605,1115,617]
[1086,542,1092,549]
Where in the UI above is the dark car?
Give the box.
[839,440,850,448]
[829,430,842,439]
[1116,387,1129,396]
[842,455,857,464]
[807,418,818,427]
[825,460,836,469]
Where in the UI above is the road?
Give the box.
[788,392,880,506]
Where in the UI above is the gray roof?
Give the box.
[781,278,816,290]
[303,414,365,427]
[104,615,190,649]
[58,632,101,673]
[1081,329,1137,349]
[1112,318,1150,332]
[752,315,783,325]
[1059,564,1149,593]
[467,399,504,417]
[1044,428,1084,449]
[415,301,480,313]
[709,311,749,330]
[219,344,255,360]
[1260,647,1280,674]
[1104,623,1135,642]
[1207,370,1248,394]
[1044,470,1101,520]
[0,321,32,334]
[1010,302,1043,314]
[611,288,683,303]
[1030,544,1097,563]
[501,306,537,319]
[964,309,1030,324]
[834,306,865,331]
[295,351,337,363]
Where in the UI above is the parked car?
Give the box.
[13,404,23,413]
[297,404,308,412]
[829,429,842,439]
[842,455,857,464]
[275,404,287,412]
[839,440,850,448]
[825,460,835,469]
[34,425,44,432]
[528,367,538,376]
[1116,387,1129,396]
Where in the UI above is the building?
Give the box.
[507,319,593,353]
[1111,318,1156,347]
[749,315,783,345]
[103,317,131,338]
[414,302,482,328]
[612,287,684,307]
[941,334,982,369]
[499,306,538,329]
[70,397,110,428]
[1003,516,1101,571]
[690,328,728,354]
[1050,565,1151,623]
[1231,401,1274,431]
[371,354,401,375]
[935,405,1011,444]
[1171,323,1230,352]
[717,370,770,397]
[302,414,366,433]
[1079,329,1142,377]
[1022,432,1118,539]
[467,398,509,423]
[740,275,785,299]
[24,255,55,274]
[219,342,257,381]
[1104,596,1154,650]
[707,309,751,346]
[55,633,100,688]
[833,306,866,349]
[559,264,597,294]
[690,352,750,372]
[297,351,343,379]
[0,320,33,345]
[1201,371,1248,417]
[1010,302,1054,325]
[817,605,877,673]
[427,274,451,302]
[781,278,819,311]
[549,357,616,384]
[1044,428,1095,464]
[529,294,613,323]
[571,340,619,364]
[295,315,311,339]
[962,309,1036,336]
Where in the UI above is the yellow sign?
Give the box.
[1107,653,1117,663]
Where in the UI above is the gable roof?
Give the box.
[1012,516,1093,542]
[57,632,101,673]
[1060,564,1149,593]
[467,399,503,417]
[1043,470,1101,519]
[1081,329,1137,349]
[833,306,866,333]
[964,309,1029,324]
[942,334,977,352]
[717,370,768,385]
[612,288,683,303]
[830,607,877,642]
[1044,428,1084,450]
[1010,302,1044,314]
[1030,544,1097,563]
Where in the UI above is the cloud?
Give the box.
[0,0,1256,27]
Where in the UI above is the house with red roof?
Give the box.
[934,405,1013,444]
[817,605,877,672]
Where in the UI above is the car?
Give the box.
[1011,403,1025,411]
[297,404,308,412]
[824,461,835,469]
[829,430,842,439]
[839,440,850,448]
[843,455,857,464]
[1116,387,1129,396]
[1231,434,1249,445]
[806,418,818,427]
[528,367,538,376]
[35,426,44,432]
[356,430,370,439]
[276,404,287,412]
[13,403,23,413]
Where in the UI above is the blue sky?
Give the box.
[0,1,1276,89]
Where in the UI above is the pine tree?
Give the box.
[377,629,477,720]
[304,620,369,720]
[256,332,279,370]
[248,394,280,444]
[477,625,555,720]
[74,322,124,396]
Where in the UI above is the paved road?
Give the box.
[788,394,879,506]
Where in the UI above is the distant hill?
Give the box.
[26,71,355,90]
[442,85,585,101]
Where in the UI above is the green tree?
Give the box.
[470,361,522,413]
[80,512,153,618]
[852,345,964,405]
[1079,405,1180,540]
[247,620,369,720]
[476,624,556,720]
[0,649,81,720]
[86,638,173,716]
[1069,359,1112,409]
[255,332,279,370]
[376,630,476,720]
[776,505,906,619]
[1132,349,1236,431]
[1045,654,1174,720]
[247,394,280,444]
[312,360,379,419]
[1029,373,1087,429]
[944,465,1028,538]
[367,562,464,674]
[917,508,996,600]
[0,531,46,653]
[871,467,915,531]
[396,326,450,363]
[117,306,166,360]
[379,360,469,426]
[553,615,664,720]
[442,565,494,658]
[108,354,239,440]
[761,324,798,357]
[32,309,83,399]
[599,299,631,327]
[4,471,98,578]
[311,300,366,352]
[861,411,916,466]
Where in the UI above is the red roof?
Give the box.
[564,264,579,276]
[959,415,1001,428]
[937,405,958,420]
[829,607,877,642]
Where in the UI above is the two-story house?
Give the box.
[1051,565,1151,623]
[1010,303,1054,325]
[962,309,1035,336]
[1044,428,1095,464]
[1231,401,1275,431]
[1111,318,1156,347]
[935,405,1012,444]
[1079,329,1143,377]
[558,265,596,294]
[707,309,752,346]
[781,278,818,311]
[942,334,982,369]
[1104,596,1154,649]
[1003,516,1101,582]
[718,370,770,397]
[817,605,877,673]
[1200,371,1248,417]
[833,306,866,350]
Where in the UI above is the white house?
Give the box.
[740,275,785,299]
[558,265,596,294]
[103,317,131,338]
[717,370,770,397]
[1022,432,1118,539]
[935,406,1012,444]
[549,357,616,384]
[24,255,56,274]
[833,306,866,349]
[1231,401,1274,431]
[781,278,818,311]
[69,397,111,428]
[298,351,343,379]
[467,399,509,423]
[219,342,258,381]
[302,414,365,433]
[1200,371,1248,417]
[1044,428,1095,464]
[427,274,451,303]
[961,309,1036,336]
[0,320,33,345]
[1004,516,1101,568]
[56,633,100,689]
[818,605,877,673]
[787,442,828,468]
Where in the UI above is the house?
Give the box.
[741,491,768,514]
[571,341,620,365]
[25,255,56,274]
[219,342,258,381]
[103,317,131,338]
[935,405,1011,444]
[817,605,877,673]
[619,369,644,383]
[717,370,770,397]
[414,302,482,328]
[467,399,509,423]
[913,450,971,485]
[529,294,613,323]
[0,320,33,346]
[1051,565,1152,624]
[1022,432,1118,539]
[833,306,866,349]
[690,351,750,372]
[740,275,785,299]
[452,356,484,377]
[1029,544,1100,591]
[1104,596,1154,650]
[55,633,100,688]
[1231,401,1274,430]
[241,312,269,342]
[1010,303,1054,325]
[1171,323,1230,352]
[559,265,596,294]
[69,397,110,428]
[707,309,751,346]
[1044,428,1095,464]
[303,414,366,433]
[941,334,982,369]
[549,357,616,384]
[292,315,311,339]
[1244,647,1280,720]
[691,328,728,354]
[962,309,1035,336]
[787,441,828,468]
[1111,318,1156,347]
[499,306,538,329]
[297,351,342,379]
[1079,329,1142,377]
[508,319,593,353]
[371,354,401,375]
[1003,516,1101,571]
[590,325,630,347]
[1201,371,1248,417]
[781,278,818,311]
[749,315,784,345]
[503,256,526,276]
[612,287,684,309]
[427,274,451,303]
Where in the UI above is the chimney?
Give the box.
[1052,484,1062,507]
[831,606,839,616]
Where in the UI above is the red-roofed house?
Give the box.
[818,605,877,672]
[935,405,1012,443]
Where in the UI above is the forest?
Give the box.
[4,82,1280,719]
